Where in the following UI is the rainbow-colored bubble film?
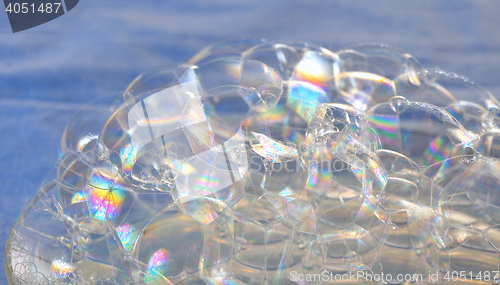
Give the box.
[71,191,86,204]
[120,142,141,175]
[144,249,171,283]
[50,260,75,278]
[83,172,127,222]
[7,40,500,285]
[116,223,138,251]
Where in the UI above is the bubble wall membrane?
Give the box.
[6,40,500,285]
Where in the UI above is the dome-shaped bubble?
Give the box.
[60,94,123,158]
[135,202,234,284]
[241,42,340,148]
[332,44,423,112]
[337,43,424,82]
[123,64,195,103]
[367,100,473,167]
[185,57,283,95]
[394,69,498,136]
[181,57,284,140]
[243,41,340,82]
[188,38,268,66]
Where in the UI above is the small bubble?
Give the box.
[415,247,422,255]
[343,250,357,261]
[463,145,474,156]
[489,106,500,117]
[389,96,408,113]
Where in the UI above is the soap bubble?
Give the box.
[367,100,473,167]
[123,64,194,102]
[60,94,123,157]
[243,41,340,83]
[332,43,423,111]
[337,43,424,82]
[7,40,500,285]
[188,38,269,66]
[394,69,499,136]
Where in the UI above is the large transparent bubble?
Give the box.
[6,40,500,285]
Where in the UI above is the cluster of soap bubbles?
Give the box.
[7,39,500,285]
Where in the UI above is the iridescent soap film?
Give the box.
[6,40,500,285]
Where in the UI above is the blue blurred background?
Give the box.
[1,1,500,283]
